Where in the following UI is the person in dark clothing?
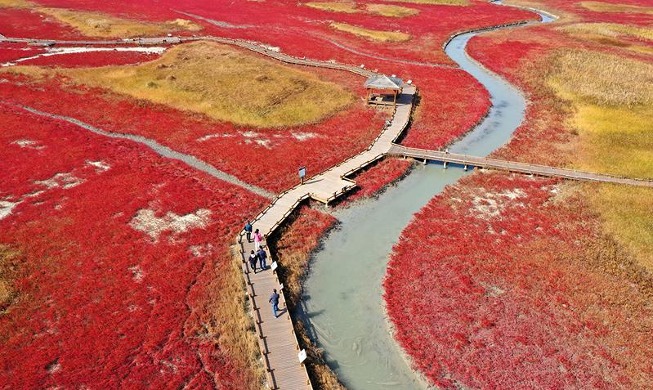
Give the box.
[269,289,280,318]
[257,247,268,270]
[244,221,253,242]
[248,250,258,273]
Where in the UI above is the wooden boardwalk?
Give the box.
[251,86,415,235]
[238,86,414,389]
[238,236,312,390]
[388,145,653,188]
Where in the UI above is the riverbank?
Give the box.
[385,0,653,387]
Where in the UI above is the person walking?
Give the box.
[257,246,268,270]
[269,289,280,318]
[253,228,263,251]
[244,221,253,242]
[248,250,258,274]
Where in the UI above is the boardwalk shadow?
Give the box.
[303,178,323,185]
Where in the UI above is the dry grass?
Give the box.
[379,0,468,5]
[305,1,359,13]
[545,48,653,271]
[366,3,419,17]
[330,22,411,42]
[572,104,653,178]
[305,1,418,17]
[586,185,653,271]
[0,0,33,8]
[580,1,653,15]
[38,41,354,127]
[39,8,201,38]
[0,0,202,37]
[547,49,653,107]
[0,245,21,313]
[559,23,653,51]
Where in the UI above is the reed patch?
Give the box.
[305,2,419,17]
[547,49,653,107]
[38,8,201,38]
[24,41,355,128]
[580,1,653,15]
[0,1,202,37]
[330,22,411,42]
[559,23,653,52]
[545,48,653,271]
[379,0,468,5]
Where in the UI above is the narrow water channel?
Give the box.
[303,6,554,390]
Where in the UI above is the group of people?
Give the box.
[248,247,268,274]
[244,221,264,249]
[244,221,282,318]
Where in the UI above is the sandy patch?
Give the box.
[86,160,111,172]
[128,265,144,282]
[291,132,318,141]
[189,243,213,257]
[241,131,261,138]
[254,139,271,148]
[11,139,44,149]
[34,172,85,189]
[471,189,526,219]
[129,208,211,241]
[196,133,236,142]
[0,200,21,220]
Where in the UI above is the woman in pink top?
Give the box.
[253,228,263,250]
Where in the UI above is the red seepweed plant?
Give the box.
[385,173,653,388]
[0,106,267,388]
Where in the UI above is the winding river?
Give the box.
[303,6,555,390]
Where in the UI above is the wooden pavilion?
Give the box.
[364,74,403,106]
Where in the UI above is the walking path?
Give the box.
[388,145,653,188]
[236,86,414,389]
[239,237,311,390]
[250,87,414,235]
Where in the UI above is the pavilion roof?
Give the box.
[364,74,403,90]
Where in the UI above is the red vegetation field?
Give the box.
[0,43,46,64]
[385,173,653,388]
[0,8,84,40]
[0,106,266,388]
[466,24,577,166]
[344,157,413,203]
[18,49,162,67]
[0,71,387,193]
[0,0,590,387]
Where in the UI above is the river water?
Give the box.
[302,6,554,390]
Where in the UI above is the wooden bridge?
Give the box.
[388,145,653,188]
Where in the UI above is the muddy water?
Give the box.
[303,7,554,390]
